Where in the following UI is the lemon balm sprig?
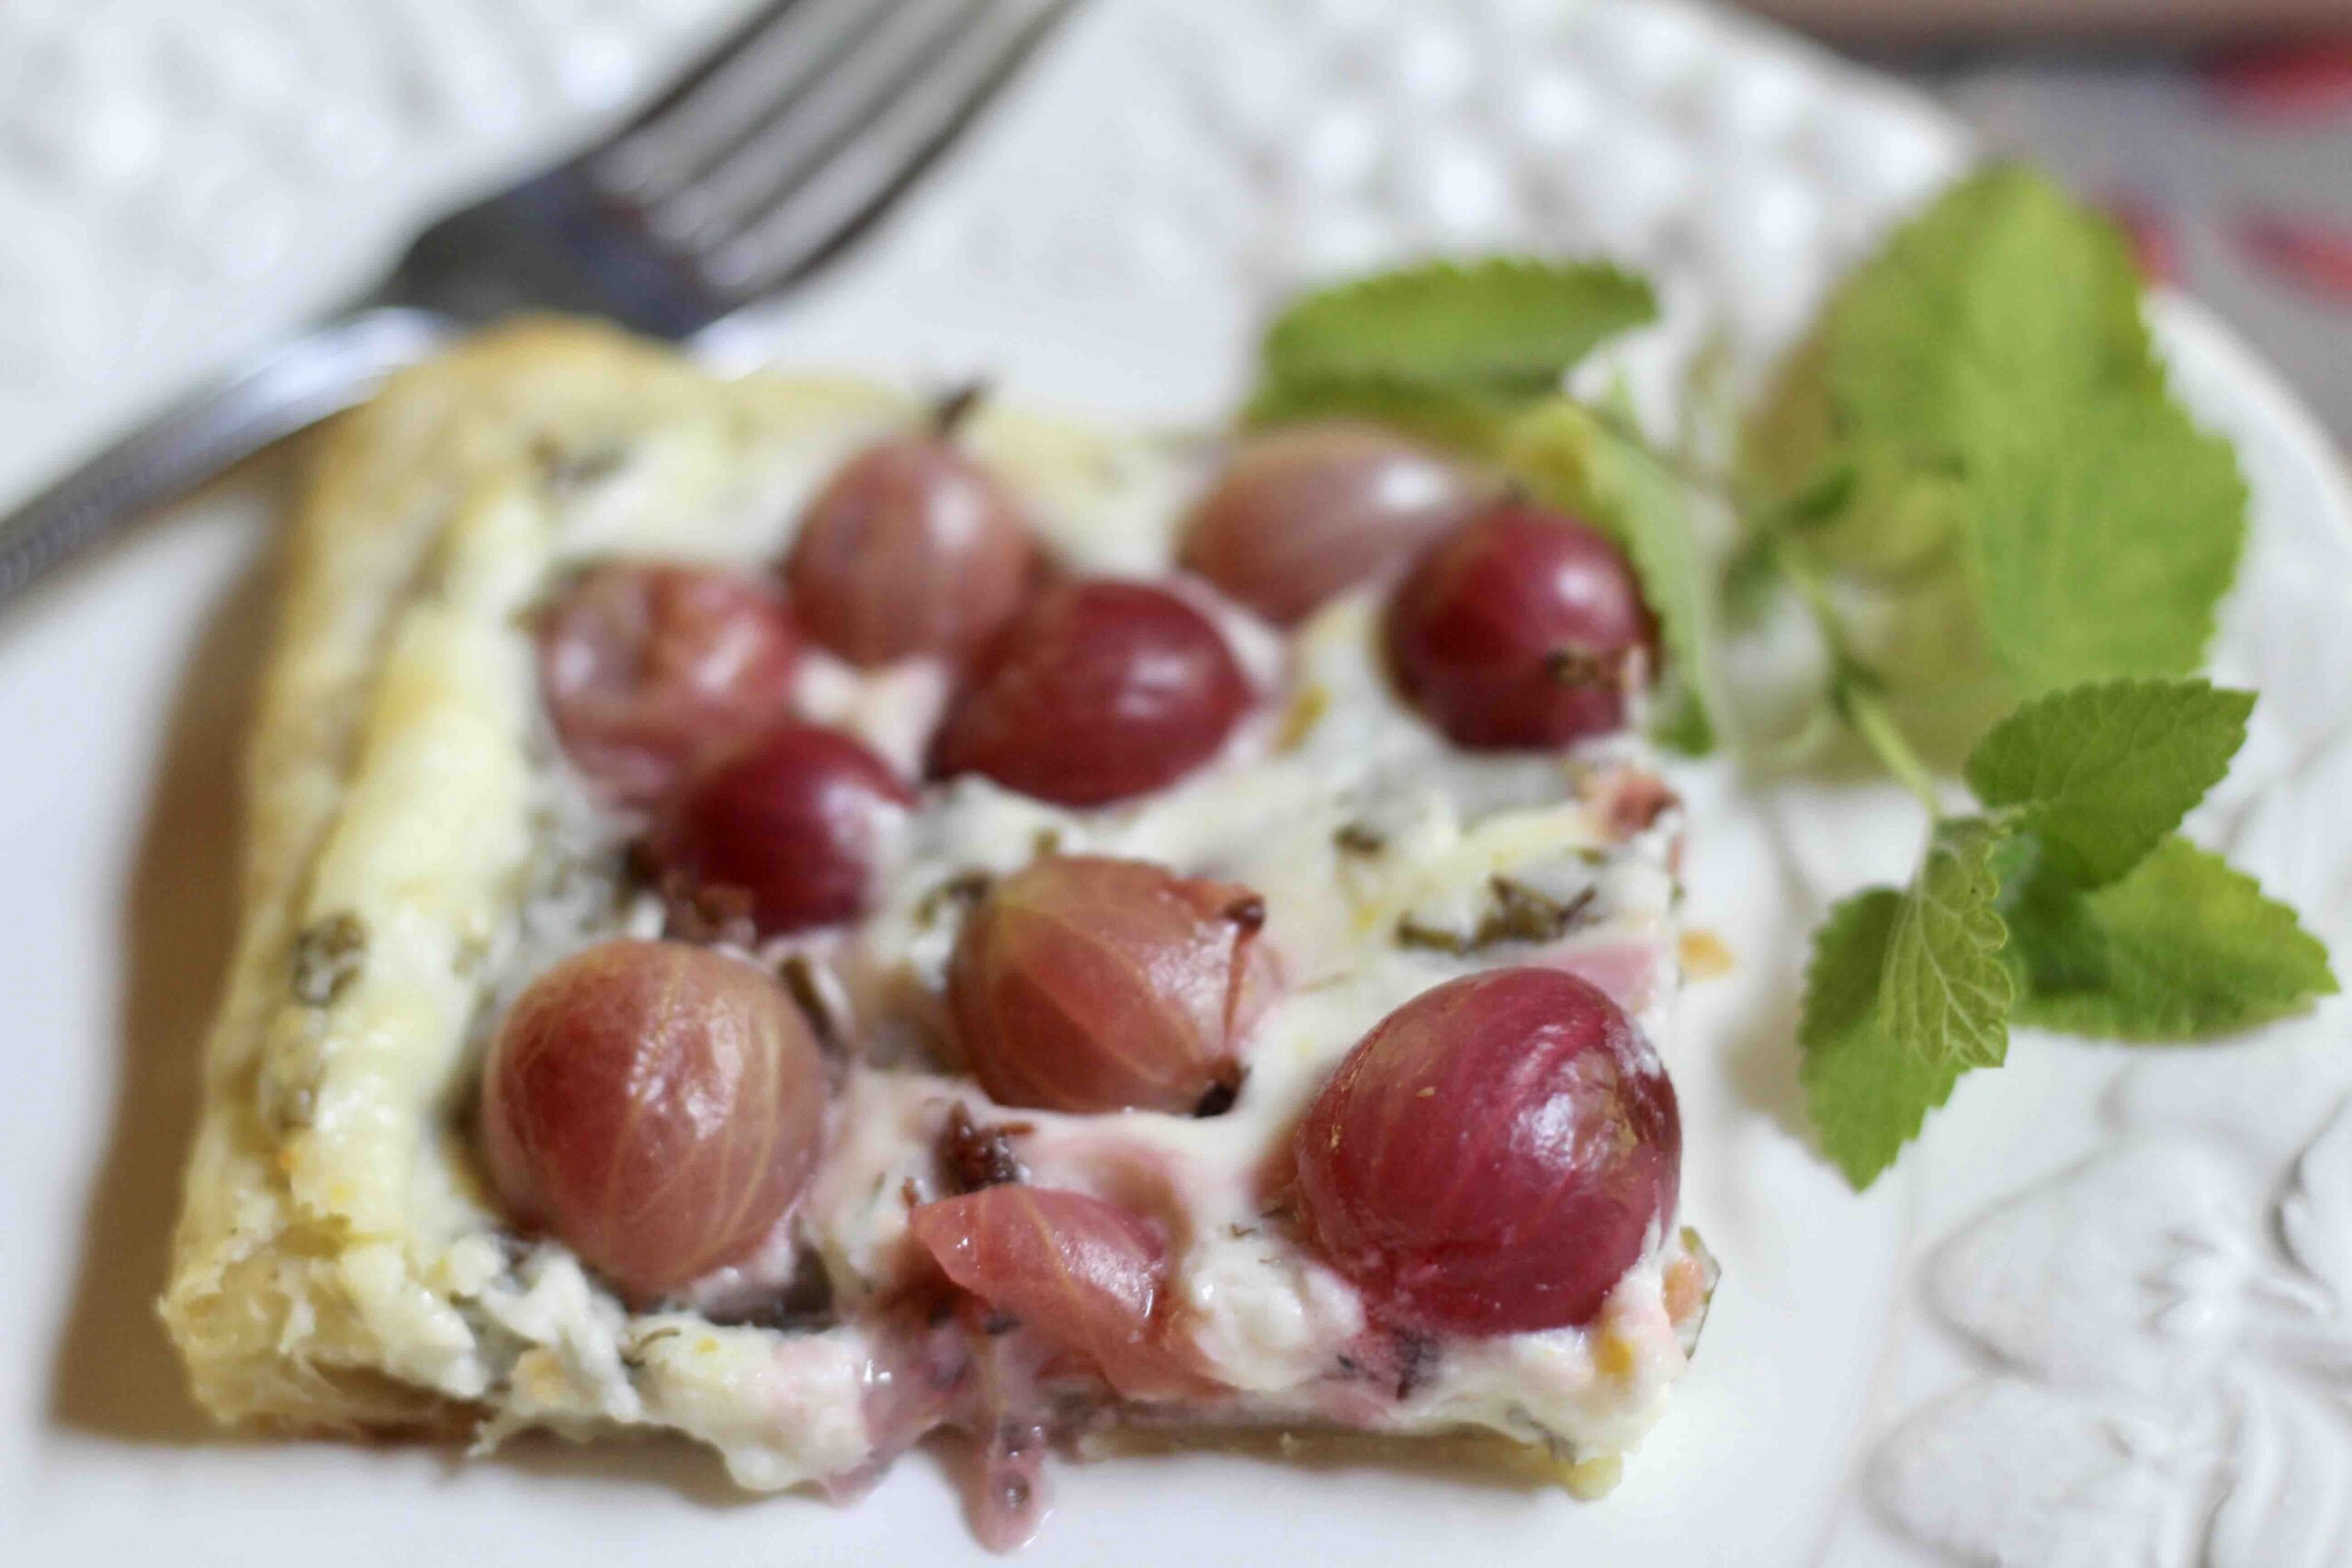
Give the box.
[1241,168,2336,1192]
[1799,679,2334,1187]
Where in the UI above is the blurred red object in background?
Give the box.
[2204,38,2352,117]
[2236,215,2352,303]
[1743,1,2351,42]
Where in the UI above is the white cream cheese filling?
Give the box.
[408,388,1700,1492]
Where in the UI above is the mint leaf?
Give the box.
[1823,165,2155,467]
[1801,888,1965,1189]
[1503,399,1716,750]
[1964,679,2253,886]
[1739,167,2246,731]
[1831,172,2245,697]
[1969,397,2247,694]
[1260,259,1657,395]
[2001,835,2338,1040]
[1882,818,2015,1068]
[1800,820,2012,1189]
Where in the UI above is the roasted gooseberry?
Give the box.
[481,940,827,1302]
[1295,967,1679,1335]
[909,1185,1203,1398]
[647,721,914,938]
[927,580,1253,807]
[784,433,1037,667]
[537,562,801,805]
[1177,422,1484,625]
[1385,501,1654,750]
[947,855,1274,1114]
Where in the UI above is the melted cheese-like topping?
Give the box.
[232,358,1696,1491]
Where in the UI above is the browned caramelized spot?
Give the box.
[939,1103,1027,1193]
[658,864,757,949]
[1664,1255,1707,1324]
[1679,929,1735,981]
[1664,1229,1722,1360]
[291,912,368,1007]
[1606,770,1679,839]
[532,437,629,497]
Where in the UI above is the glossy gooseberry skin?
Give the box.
[947,855,1275,1114]
[648,722,914,938]
[1177,422,1484,626]
[1295,967,1679,1336]
[1385,501,1654,750]
[784,435,1038,667]
[928,580,1253,807]
[909,1185,1204,1398]
[481,940,827,1303]
[537,563,801,806]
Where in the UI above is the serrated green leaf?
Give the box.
[1969,397,2247,694]
[1883,818,2015,1068]
[1827,170,2244,697]
[1502,399,1717,751]
[1737,166,2245,733]
[1964,678,2252,886]
[2001,835,2338,1039]
[1260,258,1657,394]
[1800,888,1965,1190]
[1824,165,2155,467]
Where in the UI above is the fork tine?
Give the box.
[646,0,978,254]
[702,0,1076,298]
[596,0,889,204]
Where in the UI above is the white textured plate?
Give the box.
[5,3,2350,1565]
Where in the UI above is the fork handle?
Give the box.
[0,307,457,609]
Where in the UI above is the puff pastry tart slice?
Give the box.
[164,321,1713,1547]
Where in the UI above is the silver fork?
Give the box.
[0,0,1075,609]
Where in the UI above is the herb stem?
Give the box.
[1736,484,1945,816]
[1766,534,1852,666]
[1838,680,1944,819]
[1574,397,1745,504]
